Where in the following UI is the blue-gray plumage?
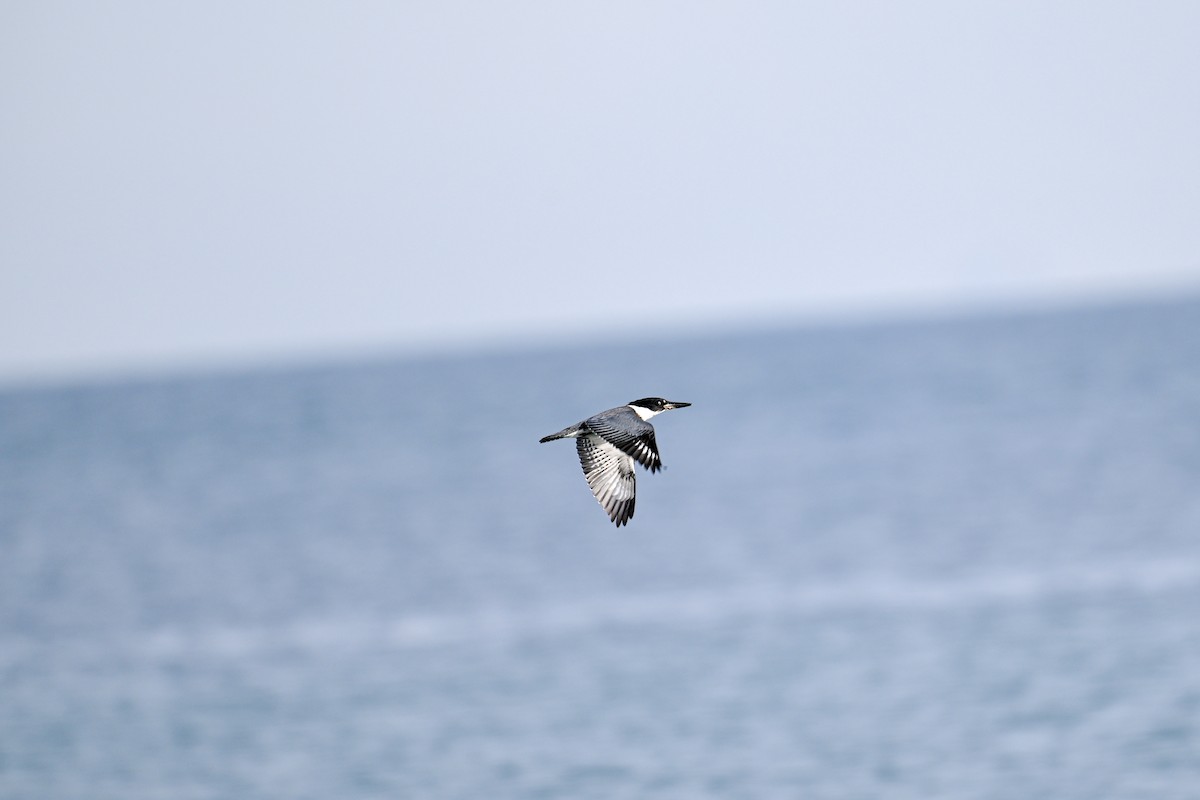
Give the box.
[539,397,691,526]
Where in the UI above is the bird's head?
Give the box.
[627,397,691,419]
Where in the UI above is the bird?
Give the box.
[539,397,691,526]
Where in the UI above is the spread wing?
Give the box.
[576,432,637,526]
[584,413,662,473]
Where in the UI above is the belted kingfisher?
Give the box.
[539,397,691,526]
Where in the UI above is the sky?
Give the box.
[3,2,1199,383]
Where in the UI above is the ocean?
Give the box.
[2,297,1199,799]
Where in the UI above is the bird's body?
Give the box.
[539,397,691,526]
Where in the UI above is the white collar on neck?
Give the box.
[629,404,659,421]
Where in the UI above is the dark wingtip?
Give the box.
[610,497,635,526]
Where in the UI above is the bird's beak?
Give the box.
[665,401,691,409]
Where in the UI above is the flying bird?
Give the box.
[539,397,691,526]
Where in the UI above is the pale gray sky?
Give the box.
[3,2,1199,382]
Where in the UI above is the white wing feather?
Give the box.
[575,432,637,526]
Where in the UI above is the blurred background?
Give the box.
[3,3,1200,798]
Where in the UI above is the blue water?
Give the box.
[3,298,1200,799]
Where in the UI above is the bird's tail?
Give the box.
[539,424,582,443]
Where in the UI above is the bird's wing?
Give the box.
[584,413,662,473]
[576,432,637,526]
